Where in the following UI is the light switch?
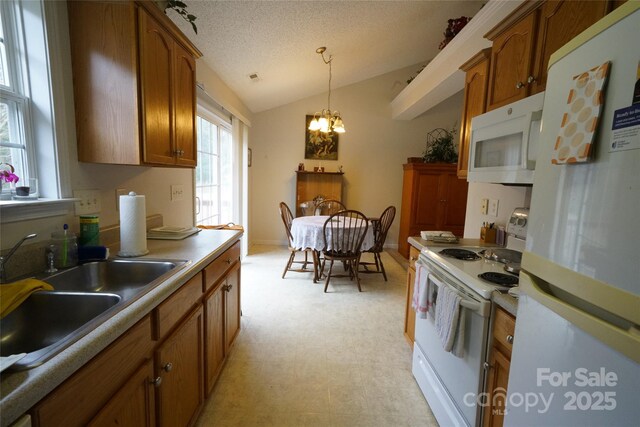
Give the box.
[170,184,184,201]
[489,199,499,217]
[73,189,101,215]
[481,198,489,215]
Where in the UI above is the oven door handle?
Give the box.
[419,259,485,315]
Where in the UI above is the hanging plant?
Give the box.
[164,0,198,34]
[423,127,458,163]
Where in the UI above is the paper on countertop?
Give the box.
[0,353,26,373]
[421,231,458,242]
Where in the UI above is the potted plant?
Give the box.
[423,127,458,163]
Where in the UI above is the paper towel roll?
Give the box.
[118,192,149,257]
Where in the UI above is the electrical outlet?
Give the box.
[480,198,489,215]
[489,199,499,217]
[73,189,101,215]
[170,184,184,201]
[116,188,128,211]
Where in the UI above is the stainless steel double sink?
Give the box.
[1,258,188,371]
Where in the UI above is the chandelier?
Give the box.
[308,47,346,134]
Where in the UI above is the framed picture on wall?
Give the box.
[304,115,339,160]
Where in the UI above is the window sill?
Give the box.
[0,198,78,223]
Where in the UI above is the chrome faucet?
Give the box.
[0,233,37,284]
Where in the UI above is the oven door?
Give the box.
[412,257,491,427]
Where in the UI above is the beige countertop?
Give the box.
[407,235,518,315]
[0,229,242,427]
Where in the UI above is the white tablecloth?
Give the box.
[291,215,375,251]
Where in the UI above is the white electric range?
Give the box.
[412,208,528,427]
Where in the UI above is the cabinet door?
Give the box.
[155,306,204,427]
[88,359,155,427]
[412,172,441,232]
[173,41,197,167]
[437,172,468,236]
[204,284,225,394]
[404,263,417,345]
[529,0,609,95]
[139,8,175,165]
[487,12,537,111]
[225,262,241,351]
[483,349,511,427]
[68,1,141,165]
[458,51,490,178]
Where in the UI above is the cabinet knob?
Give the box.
[410,257,417,262]
[150,376,162,387]
[527,75,536,84]
[226,284,233,292]
[163,362,173,372]
[516,81,525,89]
[483,361,493,370]
[506,334,514,344]
[174,149,185,156]
[226,258,232,264]
[439,199,446,203]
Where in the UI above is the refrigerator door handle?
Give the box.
[519,270,640,364]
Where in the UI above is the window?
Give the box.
[195,114,232,225]
[0,0,33,188]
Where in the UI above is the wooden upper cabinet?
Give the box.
[484,0,611,110]
[139,8,174,165]
[486,11,537,111]
[68,1,201,168]
[173,43,198,167]
[529,0,610,95]
[69,1,141,165]
[457,49,490,179]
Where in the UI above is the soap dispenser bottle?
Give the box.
[51,224,78,268]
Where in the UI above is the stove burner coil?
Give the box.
[439,249,481,261]
[478,272,519,286]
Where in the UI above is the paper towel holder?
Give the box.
[118,191,150,257]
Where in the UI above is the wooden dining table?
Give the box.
[290,215,375,282]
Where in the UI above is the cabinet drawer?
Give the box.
[409,246,420,270]
[31,316,153,427]
[155,272,203,340]
[493,306,516,355]
[204,241,240,292]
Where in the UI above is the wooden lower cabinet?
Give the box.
[31,316,154,427]
[30,239,242,427]
[483,306,516,427]
[224,262,241,351]
[403,246,419,345]
[155,305,204,427]
[88,359,156,427]
[204,282,226,393]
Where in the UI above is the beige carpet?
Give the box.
[196,245,437,427]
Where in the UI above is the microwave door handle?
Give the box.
[521,110,543,170]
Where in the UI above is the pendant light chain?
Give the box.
[308,46,346,134]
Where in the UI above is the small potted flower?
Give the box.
[0,163,19,200]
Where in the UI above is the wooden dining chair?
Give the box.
[321,210,369,292]
[314,199,346,216]
[360,206,396,281]
[279,202,314,279]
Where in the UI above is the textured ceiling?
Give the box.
[166,1,484,113]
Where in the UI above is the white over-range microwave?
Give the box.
[467,92,545,185]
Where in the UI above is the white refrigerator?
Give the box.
[505,3,640,426]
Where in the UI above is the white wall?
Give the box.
[249,65,464,246]
[463,182,531,239]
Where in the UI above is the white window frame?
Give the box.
[195,105,232,226]
[0,0,37,186]
[0,0,74,221]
